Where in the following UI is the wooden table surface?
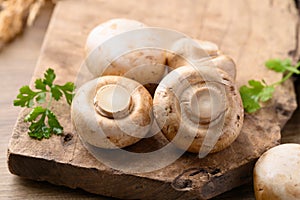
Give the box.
[0,2,299,200]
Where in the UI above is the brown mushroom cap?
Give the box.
[153,66,244,154]
[254,143,300,200]
[71,76,153,149]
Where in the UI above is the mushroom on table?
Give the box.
[153,66,244,155]
[85,18,167,91]
[71,76,153,148]
[167,39,237,79]
[254,143,300,200]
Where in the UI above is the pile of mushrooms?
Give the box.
[71,18,244,155]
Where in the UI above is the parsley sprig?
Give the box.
[14,68,75,139]
[239,59,300,113]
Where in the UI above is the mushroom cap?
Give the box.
[153,66,244,154]
[85,18,146,54]
[167,39,219,69]
[199,55,236,80]
[85,18,167,88]
[101,49,167,86]
[254,143,300,200]
[167,39,236,80]
[71,75,153,149]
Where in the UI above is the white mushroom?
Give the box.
[153,66,244,154]
[167,39,219,68]
[71,76,153,148]
[85,18,146,54]
[199,55,237,79]
[254,143,300,200]
[85,18,167,90]
[167,39,236,79]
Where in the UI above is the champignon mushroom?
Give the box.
[71,75,153,148]
[167,39,236,79]
[85,18,167,91]
[85,18,146,54]
[254,143,300,200]
[153,66,244,154]
[199,55,237,79]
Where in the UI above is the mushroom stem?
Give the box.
[189,86,226,125]
[94,84,132,119]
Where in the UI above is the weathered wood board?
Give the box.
[7,0,299,199]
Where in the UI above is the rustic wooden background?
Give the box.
[1,1,300,199]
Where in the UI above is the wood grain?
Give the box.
[2,0,300,199]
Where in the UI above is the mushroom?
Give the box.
[153,66,244,155]
[71,75,153,148]
[254,143,300,200]
[85,18,146,54]
[85,18,167,91]
[167,39,236,79]
[199,55,237,79]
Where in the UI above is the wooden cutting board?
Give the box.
[7,0,299,199]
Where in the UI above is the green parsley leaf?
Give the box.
[14,68,74,140]
[24,106,63,139]
[14,86,38,107]
[50,85,63,101]
[46,110,63,135]
[259,86,275,102]
[55,82,75,105]
[240,85,261,113]
[35,78,47,91]
[265,59,290,72]
[43,68,56,86]
[25,106,46,121]
[239,80,275,113]
[241,58,300,113]
[25,106,49,139]
[265,59,300,74]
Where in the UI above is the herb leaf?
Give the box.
[259,86,275,102]
[46,110,63,135]
[265,59,300,74]
[24,107,63,140]
[14,86,38,107]
[43,68,56,86]
[239,80,275,113]
[35,79,47,91]
[50,85,63,101]
[14,68,74,140]
[240,58,300,113]
[55,82,75,105]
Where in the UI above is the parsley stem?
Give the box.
[272,71,294,87]
[271,61,300,87]
[47,92,53,109]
